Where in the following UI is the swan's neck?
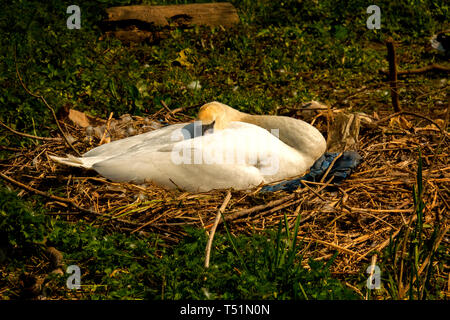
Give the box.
[239,114,326,160]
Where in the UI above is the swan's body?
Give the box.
[50,102,326,192]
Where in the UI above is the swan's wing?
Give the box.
[91,143,264,192]
[90,123,311,191]
[83,123,191,158]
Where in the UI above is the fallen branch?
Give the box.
[171,103,201,116]
[0,119,62,142]
[207,194,295,227]
[301,236,366,261]
[0,172,141,228]
[381,63,450,75]
[160,100,174,117]
[212,176,335,227]
[99,112,114,145]
[386,37,401,112]
[204,190,232,268]
[372,111,447,135]
[0,172,89,212]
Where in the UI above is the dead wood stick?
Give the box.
[301,236,366,260]
[35,94,80,156]
[0,172,141,228]
[105,3,240,28]
[319,152,343,183]
[347,207,413,213]
[238,199,303,223]
[212,176,335,227]
[160,100,174,116]
[365,254,379,299]
[399,64,450,74]
[0,146,26,152]
[207,194,296,227]
[386,37,402,112]
[372,111,447,135]
[171,103,202,116]
[0,119,61,142]
[0,172,91,214]
[381,64,450,75]
[99,112,114,145]
[204,190,232,268]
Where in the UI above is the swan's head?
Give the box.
[197,101,243,134]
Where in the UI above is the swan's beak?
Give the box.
[201,120,215,135]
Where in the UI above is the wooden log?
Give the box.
[105,2,240,28]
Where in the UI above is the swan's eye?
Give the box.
[202,121,215,135]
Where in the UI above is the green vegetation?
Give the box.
[2,0,448,140]
[1,187,358,299]
[376,153,448,300]
[0,0,448,299]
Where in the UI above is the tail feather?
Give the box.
[49,154,91,169]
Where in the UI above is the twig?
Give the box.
[386,37,401,112]
[204,190,232,268]
[160,100,174,116]
[172,103,208,116]
[168,178,183,191]
[365,254,378,300]
[0,172,86,211]
[345,282,365,299]
[381,64,450,75]
[239,199,303,223]
[300,180,326,201]
[319,152,342,183]
[0,172,145,228]
[99,112,114,145]
[0,119,61,141]
[301,236,366,260]
[373,111,447,135]
[399,64,450,74]
[211,176,335,227]
[0,145,26,152]
[207,194,296,227]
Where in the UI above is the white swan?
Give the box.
[50,102,326,192]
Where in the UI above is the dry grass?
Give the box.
[0,102,448,276]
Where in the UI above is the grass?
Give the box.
[0,0,448,300]
[0,186,358,299]
[1,151,446,299]
[374,152,449,300]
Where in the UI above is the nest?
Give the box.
[1,104,449,277]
